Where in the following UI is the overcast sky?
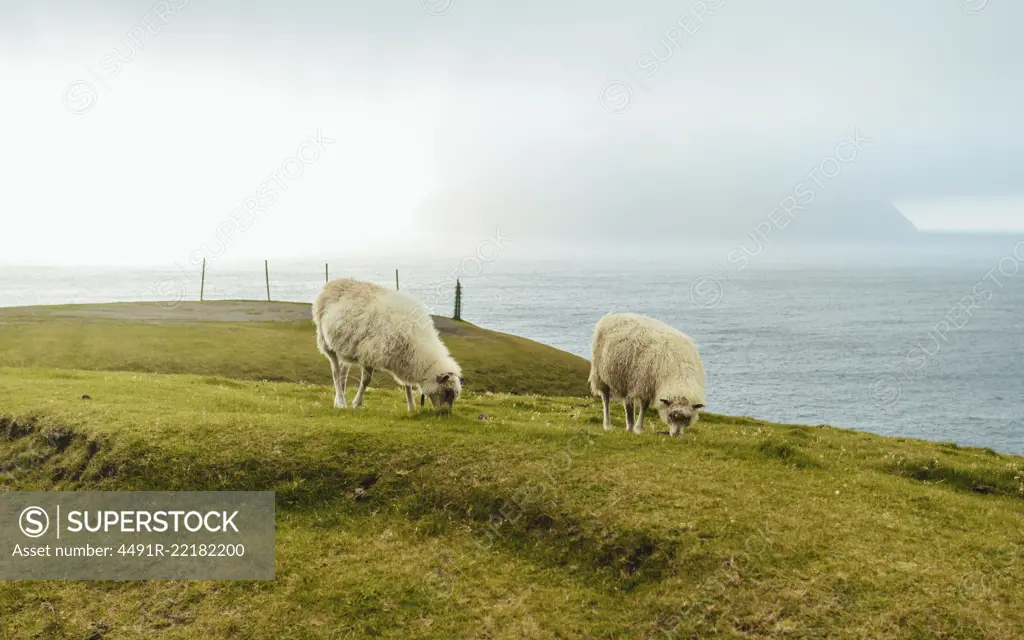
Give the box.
[2,0,1022,264]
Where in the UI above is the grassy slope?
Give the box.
[0,303,1022,638]
[0,303,591,397]
[1,368,1023,639]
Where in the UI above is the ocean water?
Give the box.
[1,252,1023,453]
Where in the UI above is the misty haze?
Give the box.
[1,0,1022,637]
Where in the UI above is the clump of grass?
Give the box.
[757,438,820,469]
[883,455,1024,498]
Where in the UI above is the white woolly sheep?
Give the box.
[588,312,706,436]
[313,278,463,413]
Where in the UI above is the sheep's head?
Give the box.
[422,372,462,414]
[658,398,705,436]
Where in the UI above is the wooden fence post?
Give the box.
[453,279,462,321]
[265,260,271,302]
[200,258,206,302]
[325,262,329,284]
[395,269,400,291]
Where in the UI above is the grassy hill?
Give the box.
[0,303,1022,638]
[0,302,591,397]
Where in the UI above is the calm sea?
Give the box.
[2,249,1022,453]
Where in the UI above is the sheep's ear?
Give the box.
[693,404,705,410]
[438,373,451,384]
[660,399,671,406]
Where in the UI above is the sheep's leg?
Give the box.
[633,400,648,435]
[404,385,415,411]
[624,401,635,431]
[353,367,374,408]
[326,351,347,409]
[600,389,612,431]
[339,364,350,397]
[318,330,347,409]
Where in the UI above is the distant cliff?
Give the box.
[765,199,919,240]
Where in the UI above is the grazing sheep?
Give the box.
[589,313,706,436]
[313,278,463,413]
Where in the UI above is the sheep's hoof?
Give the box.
[602,423,613,432]
[334,398,347,409]
[631,427,644,435]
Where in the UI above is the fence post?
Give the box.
[200,258,206,302]
[453,279,462,321]
[395,269,400,291]
[265,260,271,302]
[325,262,329,284]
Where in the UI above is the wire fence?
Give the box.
[190,259,463,320]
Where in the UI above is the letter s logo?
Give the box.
[19,506,50,538]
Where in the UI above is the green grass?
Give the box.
[1,367,1023,638]
[1,303,1022,638]
[0,302,590,397]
